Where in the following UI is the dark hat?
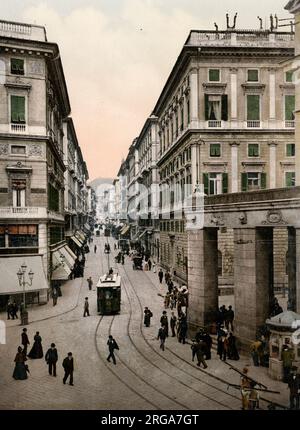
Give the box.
[68,352,72,356]
[51,343,55,348]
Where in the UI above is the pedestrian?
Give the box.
[121,254,125,265]
[240,367,251,410]
[107,335,119,364]
[160,311,169,337]
[202,331,213,360]
[221,334,229,361]
[225,305,234,331]
[45,343,58,377]
[165,271,170,284]
[13,346,29,380]
[287,366,300,409]
[250,338,262,367]
[152,261,156,273]
[62,352,74,386]
[167,280,174,294]
[196,340,208,369]
[83,297,90,317]
[6,300,12,320]
[282,345,295,383]
[144,307,153,327]
[170,312,177,337]
[108,268,114,275]
[21,328,30,356]
[148,259,152,271]
[11,301,19,319]
[158,269,163,284]
[28,331,43,359]
[170,293,176,310]
[191,340,197,362]
[157,325,167,351]
[248,382,260,410]
[87,276,93,291]
[114,243,117,250]
[94,244,97,253]
[164,292,171,309]
[52,288,58,306]
[227,332,239,361]
[178,313,188,344]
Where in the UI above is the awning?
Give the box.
[51,248,72,281]
[58,245,77,269]
[83,223,91,233]
[138,230,147,240]
[76,230,86,243]
[120,226,130,236]
[70,235,84,248]
[0,255,48,295]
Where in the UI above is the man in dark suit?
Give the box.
[107,335,119,365]
[45,343,58,377]
[62,352,74,386]
[21,328,30,355]
[288,366,300,409]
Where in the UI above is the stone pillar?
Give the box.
[296,229,300,313]
[234,228,272,344]
[230,142,239,193]
[230,68,238,120]
[268,142,277,189]
[191,142,201,192]
[287,227,296,311]
[187,228,218,336]
[269,68,276,121]
[189,68,199,127]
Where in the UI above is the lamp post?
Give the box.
[17,262,34,325]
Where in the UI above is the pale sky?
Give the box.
[0,0,292,180]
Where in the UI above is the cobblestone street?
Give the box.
[0,236,289,410]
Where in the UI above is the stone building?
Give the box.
[0,19,89,308]
[151,24,295,288]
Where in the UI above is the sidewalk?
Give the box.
[141,262,290,409]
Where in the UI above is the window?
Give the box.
[11,95,26,123]
[203,173,228,195]
[285,71,293,83]
[180,106,184,131]
[210,144,221,157]
[50,226,64,245]
[8,225,38,248]
[286,144,295,157]
[205,95,228,122]
[209,69,220,82]
[187,99,190,124]
[247,95,260,121]
[285,172,295,187]
[11,145,26,155]
[241,172,266,191]
[285,95,295,121]
[11,58,24,75]
[247,69,259,82]
[248,144,259,157]
[48,183,60,212]
[218,251,223,276]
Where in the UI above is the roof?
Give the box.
[266,311,300,328]
[0,255,48,295]
[97,274,121,288]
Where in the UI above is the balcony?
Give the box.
[208,120,222,128]
[285,120,295,128]
[247,120,261,128]
[10,124,27,134]
[0,207,45,219]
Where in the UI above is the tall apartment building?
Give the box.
[0,20,90,309]
[152,26,295,286]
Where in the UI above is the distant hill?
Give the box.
[89,177,113,190]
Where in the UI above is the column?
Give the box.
[287,227,296,311]
[268,142,277,189]
[230,142,239,193]
[234,228,273,344]
[191,142,202,192]
[296,229,300,313]
[230,68,238,120]
[189,68,199,127]
[269,68,276,121]
[39,223,49,302]
[187,228,218,336]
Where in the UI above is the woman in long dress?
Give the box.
[13,347,28,380]
[28,331,43,359]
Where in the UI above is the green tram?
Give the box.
[97,274,121,315]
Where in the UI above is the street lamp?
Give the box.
[16,262,34,325]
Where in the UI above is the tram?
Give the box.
[96,273,121,315]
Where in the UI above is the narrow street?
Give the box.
[0,235,289,410]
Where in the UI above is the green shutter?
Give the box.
[247,95,260,121]
[204,94,209,120]
[241,173,248,192]
[285,95,295,121]
[222,173,228,194]
[286,172,295,187]
[11,96,25,123]
[248,144,259,157]
[260,173,267,189]
[248,70,259,82]
[203,173,209,195]
[286,144,295,157]
[209,69,220,81]
[210,144,220,157]
[221,95,228,121]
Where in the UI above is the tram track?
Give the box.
[118,258,240,410]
